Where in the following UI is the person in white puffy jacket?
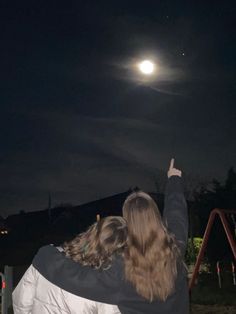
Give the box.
[12,216,127,314]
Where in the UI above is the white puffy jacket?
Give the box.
[12,265,121,314]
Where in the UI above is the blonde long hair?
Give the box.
[63,216,127,269]
[123,191,180,302]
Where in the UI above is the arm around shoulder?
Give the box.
[32,245,123,304]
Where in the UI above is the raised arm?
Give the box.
[163,159,188,255]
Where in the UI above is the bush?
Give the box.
[186,237,203,265]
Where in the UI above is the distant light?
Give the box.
[1,230,8,235]
[138,60,155,75]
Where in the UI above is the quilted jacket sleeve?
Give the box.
[12,265,38,314]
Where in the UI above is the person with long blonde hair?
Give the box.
[122,189,181,302]
[32,159,189,314]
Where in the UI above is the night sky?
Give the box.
[1,1,236,216]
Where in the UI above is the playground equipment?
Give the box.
[215,261,236,288]
[231,261,236,286]
[216,261,222,288]
[0,272,6,314]
[189,208,236,290]
[0,266,13,314]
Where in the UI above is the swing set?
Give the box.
[189,208,236,290]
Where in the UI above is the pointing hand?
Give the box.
[167,158,182,178]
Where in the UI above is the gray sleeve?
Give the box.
[163,176,188,255]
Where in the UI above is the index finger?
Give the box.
[169,158,175,170]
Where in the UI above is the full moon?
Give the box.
[138,60,155,75]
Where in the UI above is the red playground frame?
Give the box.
[189,208,236,290]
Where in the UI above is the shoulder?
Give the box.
[110,255,124,276]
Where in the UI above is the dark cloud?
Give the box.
[0,0,235,215]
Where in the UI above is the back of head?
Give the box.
[64,216,127,269]
[122,191,180,301]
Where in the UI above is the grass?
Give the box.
[190,304,236,314]
[190,270,236,313]
[190,271,236,306]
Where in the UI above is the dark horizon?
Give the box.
[1,1,236,216]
